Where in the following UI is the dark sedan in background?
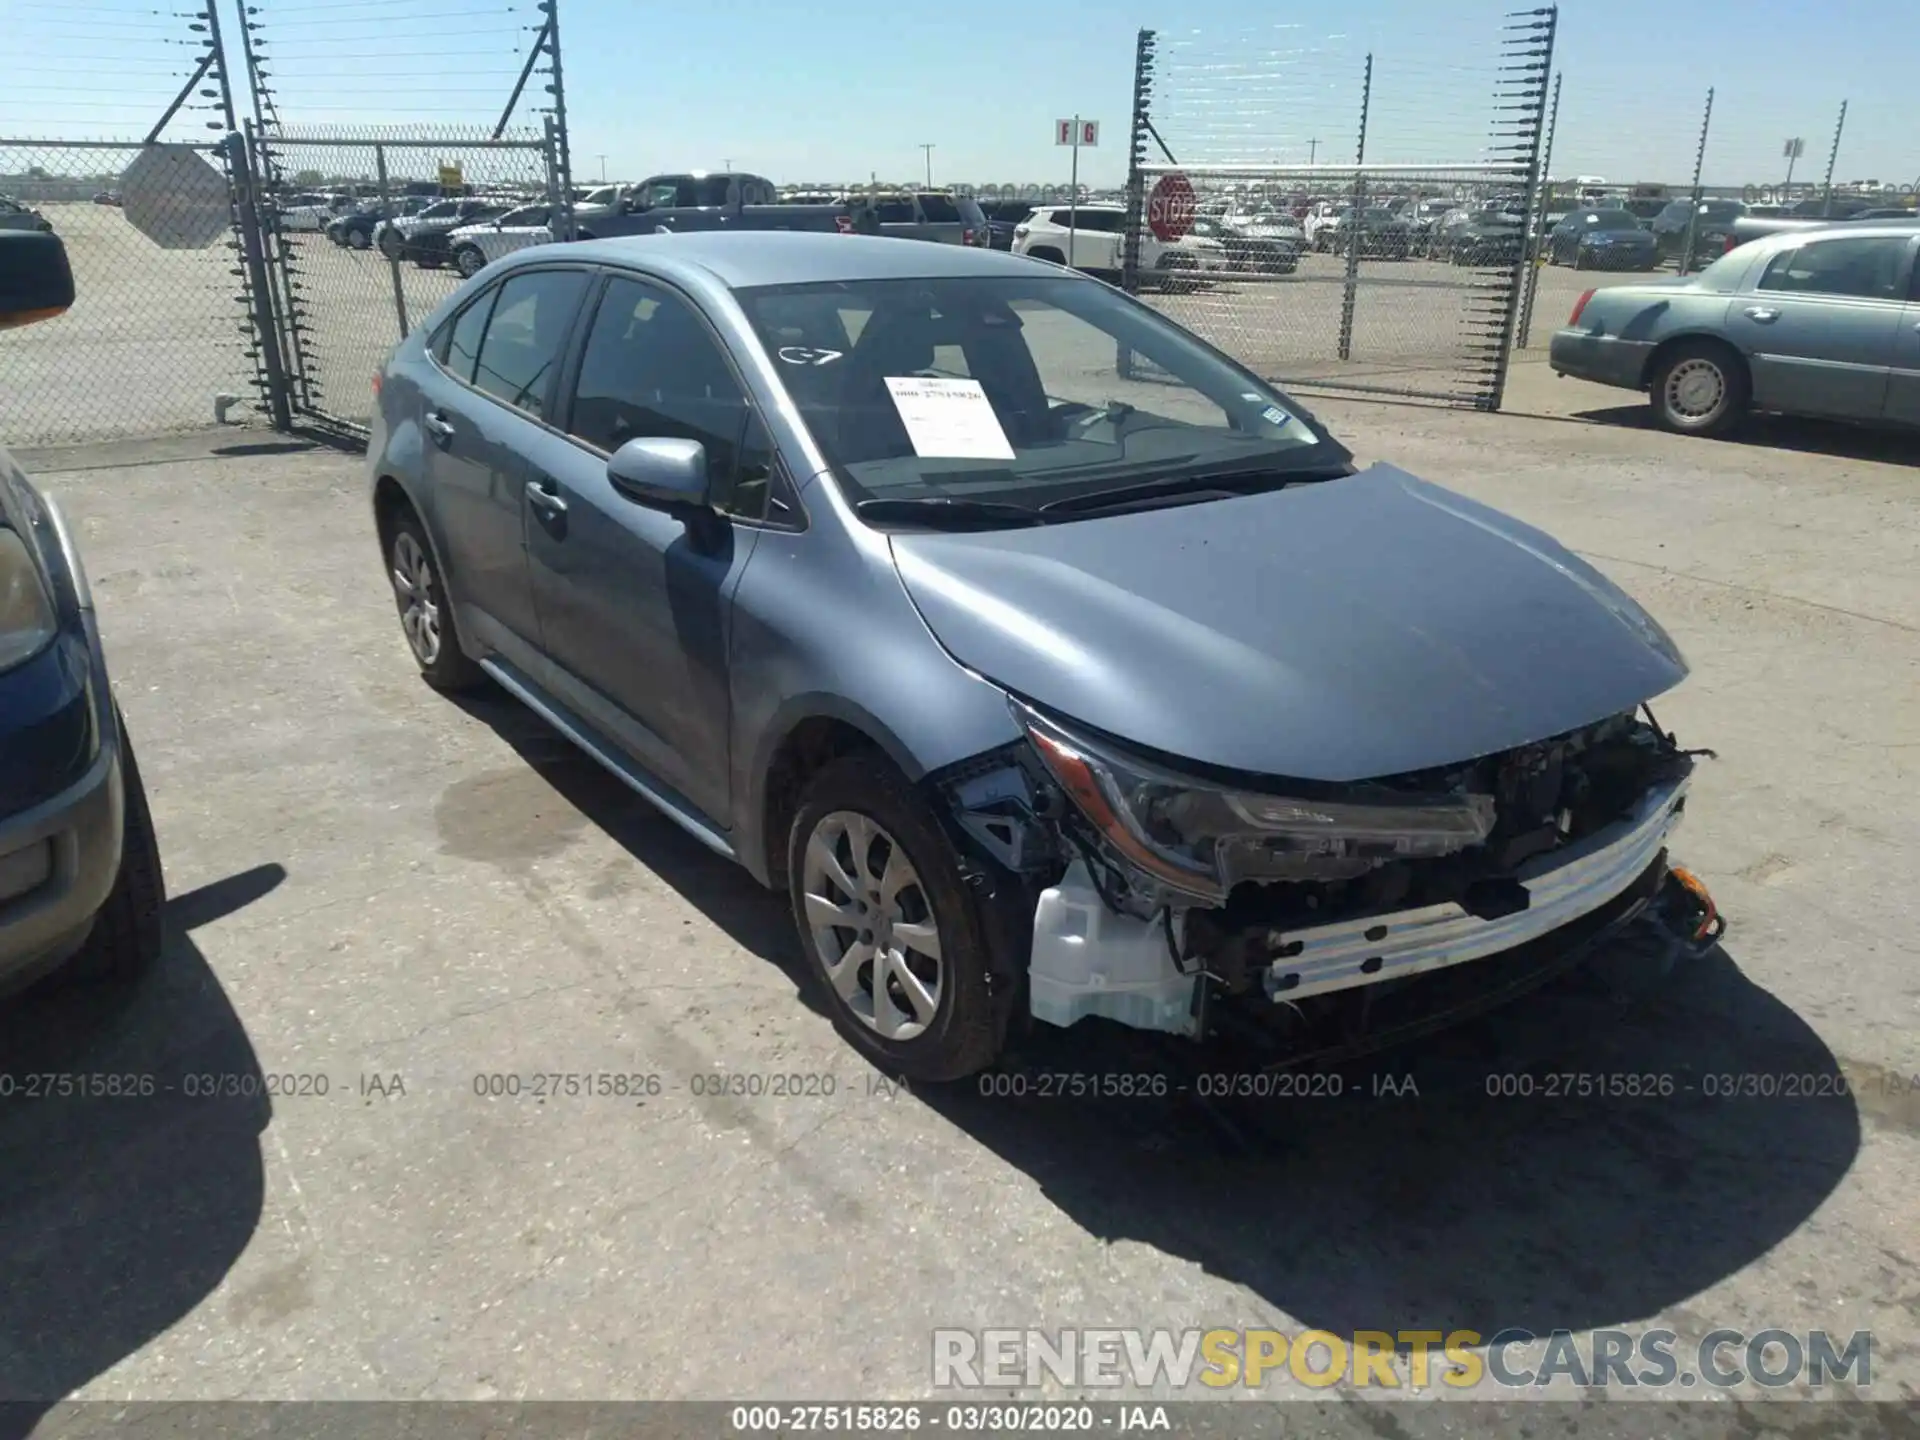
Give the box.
[1448,214,1526,267]
[1548,208,1659,269]
[978,199,1037,252]
[1651,198,1747,270]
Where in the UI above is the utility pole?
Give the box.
[919,143,934,187]
[722,157,732,173]
[596,153,607,181]
[1307,137,1319,165]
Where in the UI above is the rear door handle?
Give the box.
[1743,306,1780,323]
[423,412,456,439]
[524,478,567,516]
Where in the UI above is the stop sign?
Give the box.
[1147,172,1195,242]
[120,143,231,250]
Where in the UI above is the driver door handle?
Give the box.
[524,478,567,516]
[423,411,456,439]
[1743,306,1780,323]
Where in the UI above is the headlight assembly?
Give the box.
[0,528,57,674]
[1016,701,1496,903]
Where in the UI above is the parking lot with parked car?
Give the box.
[5,333,1915,1410]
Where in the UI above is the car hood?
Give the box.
[888,463,1687,782]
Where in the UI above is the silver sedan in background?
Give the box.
[1549,223,1920,435]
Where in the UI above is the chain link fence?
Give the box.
[0,138,261,447]
[250,124,558,434]
[1120,7,1557,410]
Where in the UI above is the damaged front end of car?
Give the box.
[930,699,1720,1062]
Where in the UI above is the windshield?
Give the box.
[1363,208,1397,223]
[497,205,549,228]
[737,275,1346,510]
[418,202,459,219]
[1580,210,1640,228]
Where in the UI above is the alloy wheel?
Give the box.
[390,531,442,666]
[800,811,944,1041]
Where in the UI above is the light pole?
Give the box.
[596,154,607,182]
[1307,137,1319,165]
[919,144,934,187]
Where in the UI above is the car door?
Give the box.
[521,272,774,825]
[1727,234,1912,420]
[1886,240,1920,424]
[418,266,592,667]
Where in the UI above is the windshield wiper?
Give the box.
[855,496,1048,529]
[1039,462,1352,517]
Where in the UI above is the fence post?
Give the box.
[1678,87,1714,277]
[1820,99,1847,217]
[375,143,410,339]
[1514,70,1560,349]
[542,0,576,240]
[1118,28,1157,381]
[1336,53,1372,363]
[224,130,292,431]
[1485,4,1558,413]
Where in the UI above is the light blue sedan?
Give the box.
[1549,223,1920,435]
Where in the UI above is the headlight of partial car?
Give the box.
[1014,701,1496,903]
[0,528,57,673]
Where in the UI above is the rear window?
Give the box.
[916,193,961,222]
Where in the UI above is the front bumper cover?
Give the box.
[1262,771,1689,1001]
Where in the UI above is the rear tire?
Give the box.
[59,716,164,986]
[349,227,371,251]
[1650,340,1749,437]
[452,245,485,278]
[386,511,485,691]
[787,755,1001,1082]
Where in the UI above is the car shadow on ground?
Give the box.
[452,693,1858,1341]
[447,691,815,1001]
[0,863,283,1422]
[1564,402,1919,466]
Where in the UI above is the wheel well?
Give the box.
[371,475,415,551]
[1027,245,1064,264]
[760,718,885,887]
[1640,332,1746,391]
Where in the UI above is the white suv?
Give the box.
[1011,203,1226,285]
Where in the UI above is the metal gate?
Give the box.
[244,124,562,437]
[1120,11,1558,411]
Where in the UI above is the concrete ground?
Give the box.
[0,383,1916,1433]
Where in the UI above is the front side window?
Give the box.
[737,275,1346,512]
[471,269,590,417]
[1759,236,1913,300]
[564,275,772,519]
[916,193,961,223]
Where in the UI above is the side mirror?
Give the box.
[607,437,711,516]
[0,231,75,330]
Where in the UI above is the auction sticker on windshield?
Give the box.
[885,377,1016,460]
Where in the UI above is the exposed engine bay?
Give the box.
[933,705,1714,1052]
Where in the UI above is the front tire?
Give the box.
[60,717,164,985]
[386,512,485,691]
[1650,340,1749,437]
[349,227,372,251]
[788,755,1001,1082]
[453,245,485,278]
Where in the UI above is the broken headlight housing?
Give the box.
[1016,701,1496,904]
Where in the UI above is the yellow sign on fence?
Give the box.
[437,161,463,191]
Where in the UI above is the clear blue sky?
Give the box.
[3,0,1914,191]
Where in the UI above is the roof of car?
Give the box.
[521,230,1072,288]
